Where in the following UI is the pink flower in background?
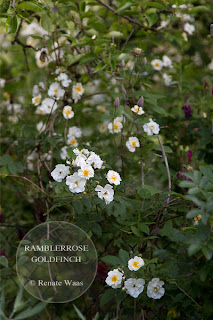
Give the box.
[184,121,189,127]
[187,150,192,162]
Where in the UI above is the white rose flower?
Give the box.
[143,119,160,136]
[108,118,123,134]
[162,73,177,87]
[98,121,109,133]
[63,106,74,119]
[35,48,50,68]
[73,155,87,167]
[96,105,106,112]
[107,170,121,185]
[72,83,84,103]
[86,152,103,169]
[57,73,72,87]
[162,55,173,68]
[182,32,188,42]
[26,36,39,48]
[8,115,18,123]
[95,184,114,204]
[60,146,68,160]
[0,78,6,88]
[126,137,140,152]
[51,164,70,182]
[147,278,165,299]
[105,269,124,289]
[128,256,145,271]
[184,23,195,35]
[78,164,94,180]
[124,278,145,298]
[32,95,41,106]
[208,59,213,71]
[73,148,90,156]
[40,98,58,114]
[36,121,45,133]
[131,105,145,115]
[21,22,48,37]
[194,215,202,226]
[151,59,163,71]
[66,172,86,193]
[67,126,82,138]
[67,136,78,147]
[48,82,65,100]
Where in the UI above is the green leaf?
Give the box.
[118,249,129,264]
[0,0,10,14]
[188,243,201,256]
[116,1,133,13]
[6,16,17,33]
[101,255,121,266]
[79,53,98,65]
[154,144,173,153]
[72,201,83,214]
[0,256,8,268]
[66,54,84,65]
[94,61,107,73]
[18,1,43,11]
[41,14,54,32]
[13,302,47,320]
[13,286,26,314]
[202,247,212,260]
[190,6,209,13]
[179,180,195,188]
[138,223,149,235]
[73,305,86,320]
[131,226,141,237]
[100,289,114,307]
[186,209,203,219]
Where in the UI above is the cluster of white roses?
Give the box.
[151,56,177,87]
[172,4,195,39]
[106,256,165,299]
[51,148,121,204]
[108,97,160,153]
[31,69,84,131]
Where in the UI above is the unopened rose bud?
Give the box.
[114,97,120,108]
[122,287,126,291]
[133,47,143,56]
[92,35,96,40]
[142,57,147,66]
[137,96,144,107]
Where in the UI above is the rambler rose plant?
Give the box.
[0,0,213,319]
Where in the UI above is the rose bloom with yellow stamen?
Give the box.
[128,256,145,271]
[78,164,94,180]
[63,106,74,119]
[107,170,121,186]
[151,59,164,71]
[97,105,106,112]
[105,268,124,289]
[194,215,202,226]
[108,118,123,133]
[32,95,41,106]
[67,136,78,147]
[131,105,145,115]
[126,136,140,152]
